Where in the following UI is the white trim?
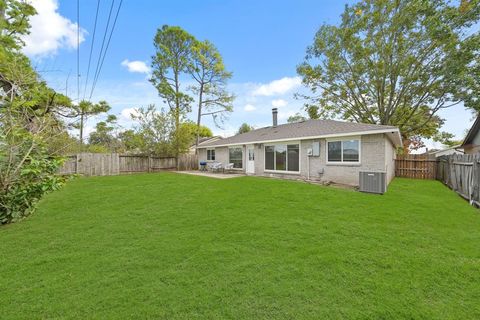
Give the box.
[198,128,401,148]
[246,144,255,174]
[326,136,361,165]
[264,170,301,175]
[263,141,301,173]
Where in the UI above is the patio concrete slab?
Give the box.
[176,171,245,179]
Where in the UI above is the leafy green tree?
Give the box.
[0,0,36,51]
[0,50,68,224]
[0,0,72,223]
[433,131,465,148]
[237,123,253,135]
[150,25,195,165]
[287,113,307,123]
[131,105,176,156]
[74,100,110,149]
[118,129,144,153]
[88,115,120,151]
[180,121,213,143]
[189,40,234,152]
[297,0,480,150]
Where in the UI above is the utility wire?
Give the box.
[89,0,116,100]
[83,0,101,101]
[76,0,80,103]
[89,0,123,100]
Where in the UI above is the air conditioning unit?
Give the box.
[359,171,386,194]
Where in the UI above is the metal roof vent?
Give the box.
[359,171,386,194]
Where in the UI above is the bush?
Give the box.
[0,139,69,224]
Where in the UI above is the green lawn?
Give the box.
[1,173,479,319]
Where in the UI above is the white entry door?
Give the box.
[246,145,255,174]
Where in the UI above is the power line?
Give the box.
[82,0,101,101]
[89,0,123,100]
[76,0,80,103]
[88,0,116,100]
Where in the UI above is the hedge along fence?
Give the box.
[59,153,198,176]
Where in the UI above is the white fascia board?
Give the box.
[198,128,402,148]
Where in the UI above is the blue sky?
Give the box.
[24,0,473,150]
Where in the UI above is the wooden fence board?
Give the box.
[395,154,437,179]
[396,153,479,207]
[59,153,198,176]
[437,154,478,206]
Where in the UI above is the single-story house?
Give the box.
[461,115,480,154]
[197,108,402,186]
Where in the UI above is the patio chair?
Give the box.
[224,163,234,173]
[206,162,216,172]
[210,162,223,173]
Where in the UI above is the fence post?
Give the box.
[75,154,78,174]
[148,156,151,173]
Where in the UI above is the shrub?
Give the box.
[0,134,69,224]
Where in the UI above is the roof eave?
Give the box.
[461,116,480,147]
[199,128,403,148]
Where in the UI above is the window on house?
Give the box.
[229,147,243,168]
[265,146,275,170]
[207,149,215,161]
[275,145,287,171]
[343,140,359,162]
[248,149,255,161]
[287,144,300,171]
[327,139,360,163]
[264,144,300,172]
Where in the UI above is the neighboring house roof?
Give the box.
[190,136,222,148]
[199,119,402,148]
[461,115,480,147]
[426,145,463,157]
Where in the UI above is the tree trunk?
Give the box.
[174,72,180,170]
[195,86,203,155]
[79,113,84,151]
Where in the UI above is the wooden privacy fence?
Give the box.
[395,154,437,179]
[59,153,198,176]
[437,154,480,206]
[394,153,480,207]
[119,155,177,173]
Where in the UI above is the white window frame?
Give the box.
[228,146,243,169]
[326,136,361,165]
[206,148,216,161]
[264,141,301,174]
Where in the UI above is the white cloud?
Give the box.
[120,107,140,120]
[22,0,86,56]
[272,99,287,107]
[252,76,302,96]
[278,110,298,121]
[244,104,256,112]
[121,59,151,74]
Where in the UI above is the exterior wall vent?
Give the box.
[359,171,386,194]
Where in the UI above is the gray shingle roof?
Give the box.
[200,119,399,147]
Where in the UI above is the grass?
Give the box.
[1,173,479,319]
